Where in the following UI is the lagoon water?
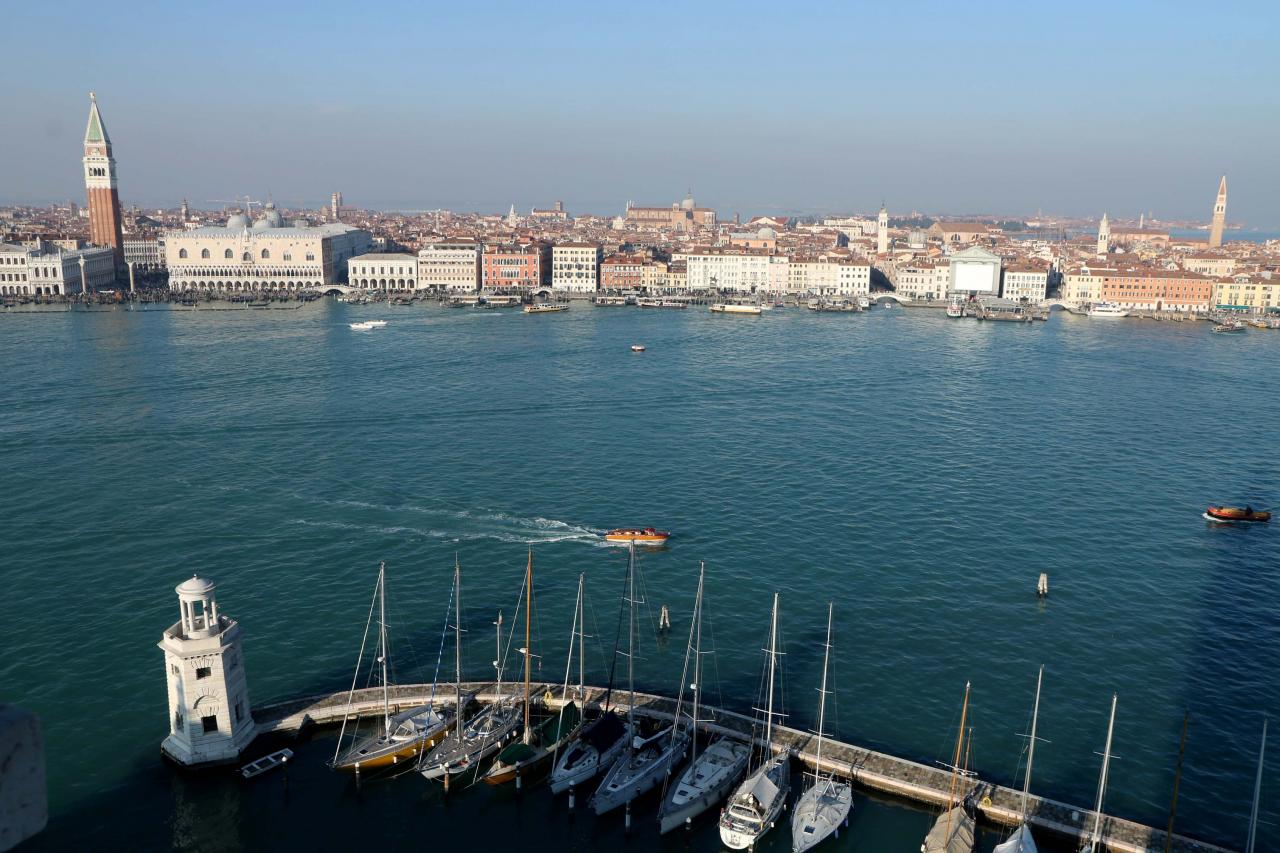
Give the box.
[1,301,1276,851]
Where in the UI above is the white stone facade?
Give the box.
[1001,268,1049,303]
[158,577,256,767]
[0,241,115,296]
[1062,267,1108,307]
[348,253,418,290]
[418,239,480,292]
[894,261,951,300]
[123,237,165,269]
[165,210,372,292]
[552,244,602,293]
[948,245,1002,296]
[685,250,770,292]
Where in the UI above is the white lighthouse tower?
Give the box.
[158,576,256,766]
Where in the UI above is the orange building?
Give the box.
[600,254,645,291]
[481,242,550,290]
[1098,268,1212,312]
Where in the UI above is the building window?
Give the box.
[243,252,251,262]
[174,711,183,732]
[283,253,291,261]
[224,249,233,259]
[201,715,218,734]
[171,664,179,676]
[306,252,315,261]
[196,666,211,679]
[261,249,270,259]
[179,249,188,259]
[200,249,210,259]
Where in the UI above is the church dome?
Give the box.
[227,212,249,230]
[251,217,271,230]
[680,194,696,211]
[262,204,284,228]
[757,227,777,239]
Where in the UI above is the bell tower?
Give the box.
[1096,212,1110,259]
[158,576,256,766]
[877,204,889,255]
[83,92,124,272]
[1208,175,1227,248]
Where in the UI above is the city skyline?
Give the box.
[1,1,1277,226]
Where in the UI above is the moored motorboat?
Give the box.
[1205,505,1271,523]
[631,344,646,352]
[946,301,965,318]
[603,527,670,545]
[1087,302,1129,319]
[710,303,763,315]
[1212,318,1246,333]
[525,302,569,314]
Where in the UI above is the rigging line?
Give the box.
[602,552,630,713]
[333,569,381,765]
[426,572,456,709]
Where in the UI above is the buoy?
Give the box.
[659,604,671,632]
[1037,572,1049,597]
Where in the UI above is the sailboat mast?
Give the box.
[815,602,833,775]
[454,558,463,742]
[764,592,780,750]
[524,551,532,741]
[690,563,705,769]
[379,562,390,736]
[1022,665,1043,818]
[1246,717,1267,853]
[577,573,585,696]
[627,544,637,750]
[495,609,504,705]
[1087,694,1118,852]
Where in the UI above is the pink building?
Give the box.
[482,242,550,290]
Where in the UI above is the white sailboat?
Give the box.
[994,666,1044,853]
[419,564,520,782]
[791,602,853,852]
[657,563,751,834]
[921,682,976,853]
[331,562,451,771]
[1079,694,1118,853]
[549,571,627,795]
[590,544,691,814]
[720,592,791,850]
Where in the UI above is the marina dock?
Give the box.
[253,682,1230,853]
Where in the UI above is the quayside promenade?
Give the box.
[252,682,1229,853]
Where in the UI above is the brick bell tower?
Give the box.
[83,92,124,273]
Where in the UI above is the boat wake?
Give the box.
[288,505,601,545]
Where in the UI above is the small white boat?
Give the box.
[1087,302,1129,318]
[241,748,293,779]
[1212,318,1247,333]
[524,303,569,314]
[349,320,387,330]
[946,301,965,318]
[630,344,646,352]
[710,303,763,315]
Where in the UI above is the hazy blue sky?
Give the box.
[3,0,1277,225]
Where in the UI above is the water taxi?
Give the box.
[524,303,569,314]
[710,303,763,315]
[603,527,670,545]
[946,300,964,318]
[1204,506,1271,523]
[1087,302,1129,318]
[349,320,387,330]
[630,344,646,352]
[1212,318,1246,333]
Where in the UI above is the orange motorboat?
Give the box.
[1205,506,1271,523]
[603,527,671,545]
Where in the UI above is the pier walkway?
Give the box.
[253,683,1230,853]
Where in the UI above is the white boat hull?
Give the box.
[658,738,751,834]
[549,729,626,794]
[993,823,1038,853]
[590,727,689,815]
[791,780,853,852]
[719,755,790,849]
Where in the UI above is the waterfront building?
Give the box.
[0,240,115,295]
[348,253,418,290]
[164,206,372,292]
[684,247,770,292]
[551,243,602,293]
[1001,263,1049,303]
[948,245,1002,296]
[1097,213,1110,259]
[767,255,790,294]
[893,260,951,301]
[788,255,871,297]
[600,254,645,291]
[1212,274,1279,313]
[1208,175,1227,248]
[877,205,889,255]
[418,238,480,292]
[481,242,551,291]
[625,192,716,231]
[639,259,684,291]
[1062,264,1110,306]
[123,237,165,270]
[83,93,124,272]
[1073,266,1214,312]
[159,576,256,767]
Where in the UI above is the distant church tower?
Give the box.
[1096,212,1110,259]
[83,92,124,270]
[159,576,256,766]
[877,204,889,255]
[1208,175,1227,248]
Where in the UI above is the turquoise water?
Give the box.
[1,302,1276,851]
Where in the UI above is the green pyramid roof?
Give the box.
[85,94,110,145]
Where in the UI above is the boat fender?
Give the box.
[981,796,991,808]
[544,690,554,705]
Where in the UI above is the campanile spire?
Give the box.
[83,91,124,272]
[1208,175,1227,248]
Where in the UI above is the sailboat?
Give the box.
[484,552,583,786]
[921,682,976,853]
[549,572,627,795]
[331,562,452,771]
[419,563,521,782]
[994,667,1044,853]
[791,602,853,852]
[719,592,791,850]
[657,563,751,834]
[1079,695,1118,853]
[590,544,692,815]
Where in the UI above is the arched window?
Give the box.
[243,252,251,262]
[261,249,270,259]
[283,252,292,261]
[200,248,210,259]
[305,252,315,261]
[224,249,233,259]
[179,248,188,259]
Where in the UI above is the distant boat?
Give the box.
[241,748,293,780]
[946,301,965,318]
[710,303,763,315]
[350,320,387,330]
[1087,302,1128,318]
[1204,506,1271,523]
[630,344,646,352]
[525,303,569,314]
[1212,318,1247,333]
[790,602,853,852]
[719,593,790,850]
[603,527,670,546]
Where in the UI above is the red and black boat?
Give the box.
[1204,506,1271,523]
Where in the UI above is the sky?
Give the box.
[2,0,1277,226]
